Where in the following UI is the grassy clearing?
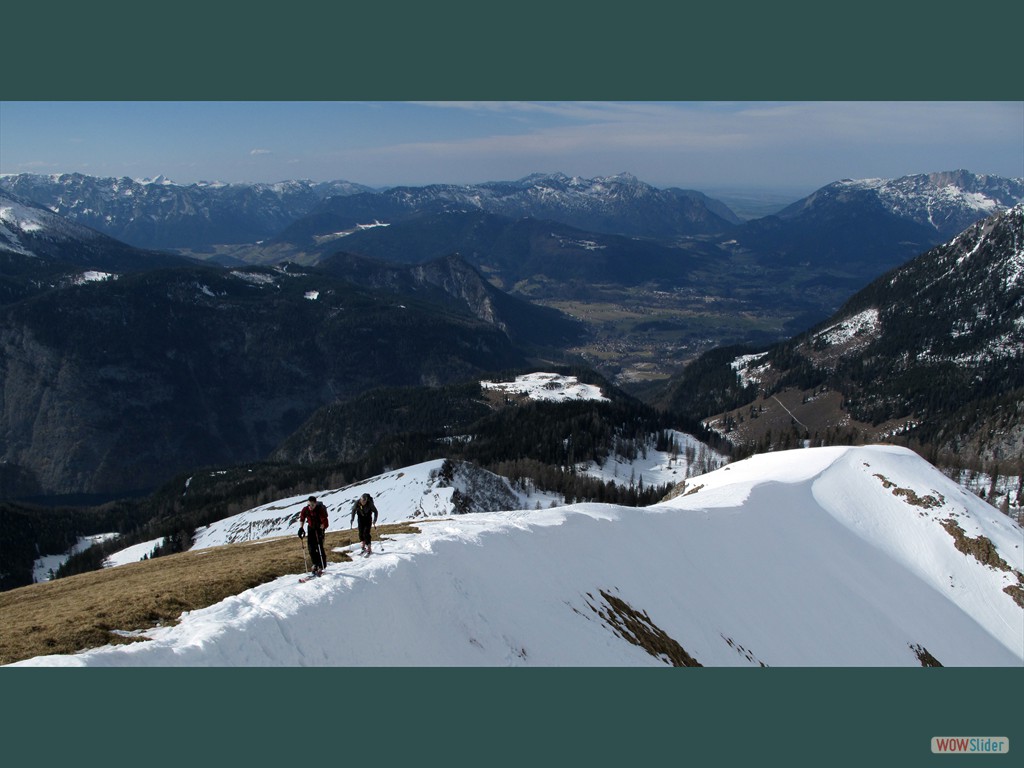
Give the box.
[0,522,419,665]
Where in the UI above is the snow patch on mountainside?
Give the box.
[578,429,728,486]
[817,308,881,346]
[731,352,770,388]
[481,372,609,402]
[31,533,121,582]
[72,270,118,284]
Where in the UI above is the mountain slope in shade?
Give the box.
[278,171,739,246]
[0,191,196,270]
[777,170,1024,237]
[317,251,587,348]
[1,191,201,307]
[732,170,1023,277]
[11,445,1021,667]
[0,264,529,497]
[703,203,1024,470]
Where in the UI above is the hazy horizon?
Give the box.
[1,101,1020,192]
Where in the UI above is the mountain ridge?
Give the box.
[0,172,374,250]
[5,444,1020,667]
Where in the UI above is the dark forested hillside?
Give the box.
[308,210,724,293]
[276,369,709,505]
[317,251,588,348]
[0,263,532,498]
[0,500,148,590]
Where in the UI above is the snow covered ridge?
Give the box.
[12,445,1022,667]
[480,372,609,402]
[1,194,102,245]
[834,171,1023,232]
[190,458,561,550]
[37,433,720,578]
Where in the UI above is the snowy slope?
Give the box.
[578,428,728,487]
[0,193,103,255]
[11,445,1021,667]
[190,458,563,550]
[31,533,120,582]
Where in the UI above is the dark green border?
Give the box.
[2,2,1022,99]
[3,667,1022,765]
[2,3,1022,767]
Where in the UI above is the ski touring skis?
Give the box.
[299,567,325,583]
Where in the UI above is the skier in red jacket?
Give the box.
[298,495,329,576]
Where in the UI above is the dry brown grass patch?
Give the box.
[586,588,702,667]
[0,523,419,665]
[873,475,945,509]
[910,643,943,667]
[939,518,1024,609]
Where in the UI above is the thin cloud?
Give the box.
[2,101,1019,189]
[363,102,1024,171]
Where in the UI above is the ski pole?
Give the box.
[299,531,309,573]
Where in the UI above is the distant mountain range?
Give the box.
[1,170,1022,501]
[4,169,1017,262]
[271,171,742,247]
[0,171,740,252]
[0,173,374,250]
[4,168,1019,338]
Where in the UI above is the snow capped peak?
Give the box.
[136,174,174,185]
[823,171,1024,234]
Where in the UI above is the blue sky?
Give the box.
[1,101,1021,193]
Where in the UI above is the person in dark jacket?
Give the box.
[350,493,378,555]
[298,495,329,575]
